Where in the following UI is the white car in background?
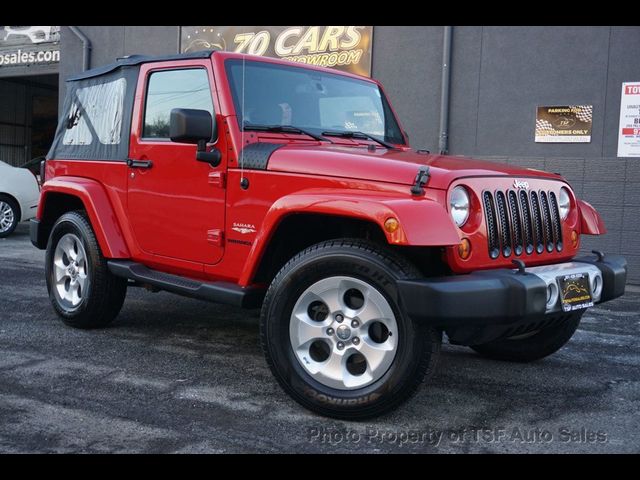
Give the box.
[0,161,40,238]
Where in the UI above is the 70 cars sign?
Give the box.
[181,26,373,77]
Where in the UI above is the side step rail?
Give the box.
[107,260,265,309]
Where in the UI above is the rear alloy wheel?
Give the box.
[46,211,127,328]
[261,239,441,419]
[52,233,89,310]
[0,196,19,238]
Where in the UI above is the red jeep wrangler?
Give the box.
[31,51,627,419]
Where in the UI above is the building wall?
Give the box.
[59,26,640,283]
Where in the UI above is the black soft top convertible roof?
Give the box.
[67,50,216,81]
[49,50,216,162]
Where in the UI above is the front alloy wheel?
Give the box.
[261,239,441,419]
[289,276,398,390]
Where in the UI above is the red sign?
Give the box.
[622,128,640,135]
[624,85,640,95]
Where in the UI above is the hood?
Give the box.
[266,144,561,190]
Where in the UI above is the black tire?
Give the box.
[45,211,127,329]
[0,194,20,238]
[470,312,583,363]
[260,238,441,420]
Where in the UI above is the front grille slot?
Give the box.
[483,186,563,260]
[539,191,555,252]
[483,192,500,259]
[519,190,535,254]
[548,192,563,252]
[530,191,545,254]
[495,191,512,257]
[508,190,524,256]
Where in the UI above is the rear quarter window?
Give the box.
[63,78,126,146]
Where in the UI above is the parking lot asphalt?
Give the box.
[0,223,638,453]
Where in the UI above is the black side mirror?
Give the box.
[170,108,215,143]
[170,108,221,166]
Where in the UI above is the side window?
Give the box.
[63,78,126,146]
[143,68,214,139]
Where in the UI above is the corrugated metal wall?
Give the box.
[0,79,30,166]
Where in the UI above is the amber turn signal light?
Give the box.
[384,217,400,233]
[571,230,579,248]
[458,238,471,259]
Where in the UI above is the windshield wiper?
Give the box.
[243,124,330,142]
[321,130,397,150]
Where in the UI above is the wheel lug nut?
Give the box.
[351,320,359,328]
[326,328,334,336]
[352,337,360,345]
[335,314,344,323]
[337,342,345,350]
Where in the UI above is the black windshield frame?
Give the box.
[224,59,406,146]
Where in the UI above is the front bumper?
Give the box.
[397,253,627,345]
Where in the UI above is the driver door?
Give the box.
[127,62,226,265]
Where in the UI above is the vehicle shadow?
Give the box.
[110,289,626,447]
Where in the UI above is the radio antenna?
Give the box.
[240,54,246,187]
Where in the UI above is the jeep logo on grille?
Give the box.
[513,179,530,190]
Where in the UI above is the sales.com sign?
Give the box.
[181,26,373,77]
[0,26,60,68]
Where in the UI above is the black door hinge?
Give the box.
[411,166,430,195]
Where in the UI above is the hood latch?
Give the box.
[411,166,430,196]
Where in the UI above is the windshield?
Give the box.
[225,59,405,145]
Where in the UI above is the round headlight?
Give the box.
[450,186,470,227]
[559,187,571,220]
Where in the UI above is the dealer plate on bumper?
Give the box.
[558,273,594,312]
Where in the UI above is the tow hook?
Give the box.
[512,259,527,274]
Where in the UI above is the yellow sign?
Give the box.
[181,26,373,77]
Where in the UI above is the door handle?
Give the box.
[127,159,153,169]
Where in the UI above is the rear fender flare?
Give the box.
[38,177,129,257]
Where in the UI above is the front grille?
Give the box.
[483,188,563,259]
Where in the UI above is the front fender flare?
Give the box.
[240,191,460,285]
[38,177,130,257]
[578,199,607,235]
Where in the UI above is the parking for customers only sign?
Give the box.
[617,82,640,158]
[535,105,593,143]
